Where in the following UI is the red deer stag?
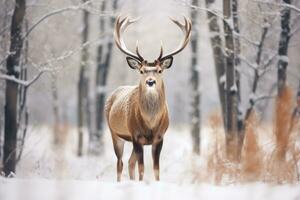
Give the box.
[105,16,191,181]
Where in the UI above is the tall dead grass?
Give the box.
[274,86,294,160]
[241,110,262,182]
[264,85,300,183]
[196,86,300,184]
[53,123,70,179]
[204,112,239,184]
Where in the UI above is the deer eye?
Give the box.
[140,70,144,74]
[158,69,162,73]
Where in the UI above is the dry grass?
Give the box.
[194,86,300,184]
[240,110,262,182]
[204,112,239,184]
[52,123,70,179]
[265,86,299,183]
[274,86,294,160]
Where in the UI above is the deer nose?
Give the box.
[146,79,156,87]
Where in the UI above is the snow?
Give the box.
[0,126,299,200]
[230,83,237,93]
[278,55,289,63]
[219,74,226,84]
[96,86,107,94]
[1,178,300,200]
[249,92,256,103]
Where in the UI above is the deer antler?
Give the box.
[158,17,192,61]
[114,16,144,61]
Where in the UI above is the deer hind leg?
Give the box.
[112,135,125,182]
[152,140,163,181]
[128,148,137,180]
[133,141,144,181]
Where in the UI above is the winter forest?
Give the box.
[1,0,300,199]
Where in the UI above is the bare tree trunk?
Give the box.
[77,0,90,156]
[51,73,61,145]
[277,0,291,95]
[90,0,118,155]
[245,24,269,120]
[3,0,26,176]
[205,0,226,128]
[0,0,11,163]
[223,0,239,161]
[190,0,201,154]
[232,0,243,147]
[16,19,29,163]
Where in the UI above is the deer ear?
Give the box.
[161,56,173,69]
[126,57,141,70]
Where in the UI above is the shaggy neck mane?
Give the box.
[138,83,166,122]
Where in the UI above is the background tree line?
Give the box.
[0,0,300,177]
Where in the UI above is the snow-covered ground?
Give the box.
[0,126,300,200]
[2,178,300,200]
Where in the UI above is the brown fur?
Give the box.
[105,70,169,181]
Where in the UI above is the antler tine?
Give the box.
[159,16,192,60]
[157,41,163,60]
[135,41,144,61]
[114,16,143,61]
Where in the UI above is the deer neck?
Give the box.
[138,82,166,128]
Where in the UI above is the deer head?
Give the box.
[114,16,191,91]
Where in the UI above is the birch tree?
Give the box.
[232,0,243,138]
[90,0,118,154]
[190,0,201,154]
[277,0,291,95]
[223,0,239,161]
[205,0,226,129]
[77,0,91,156]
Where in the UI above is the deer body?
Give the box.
[106,85,168,144]
[106,16,191,181]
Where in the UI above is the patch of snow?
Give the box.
[220,74,226,84]
[96,86,107,94]
[278,55,289,63]
[1,178,300,200]
[230,83,237,92]
[0,126,299,200]
[249,92,256,102]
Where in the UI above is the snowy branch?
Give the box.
[174,0,233,29]
[23,0,113,40]
[0,68,51,88]
[239,55,257,70]
[37,33,109,69]
[254,0,300,13]
[233,31,260,46]
[253,95,276,104]
[289,24,300,38]
[0,24,10,36]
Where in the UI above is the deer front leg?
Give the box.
[128,149,137,180]
[152,139,163,181]
[133,140,144,181]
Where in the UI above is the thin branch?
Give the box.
[289,24,300,38]
[0,24,10,36]
[36,33,109,69]
[23,1,113,40]
[0,68,51,88]
[0,53,11,67]
[233,31,260,46]
[239,55,257,70]
[253,95,276,104]
[254,0,300,13]
[23,6,82,39]
[174,0,234,29]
